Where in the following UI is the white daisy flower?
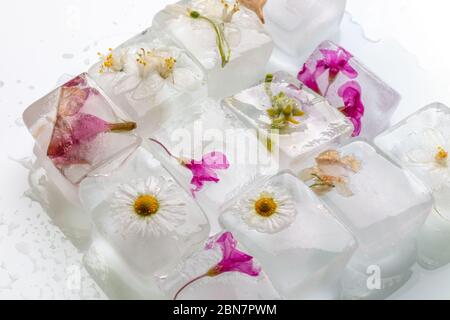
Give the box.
[110,176,187,238]
[404,128,450,190]
[236,186,297,234]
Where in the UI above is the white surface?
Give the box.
[1,0,450,299]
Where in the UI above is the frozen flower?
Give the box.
[113,48,181,100]
[338,81,365,137]
[173,231,261,300]
[47,79,136,167]
[314,47,358,96]
[315,47,358,82]
[97,48,126,74]
[149,139,230,196]
[110,176,187,238]
[405,128,450,190]
[264,73,305,129]
[297,64,321,95]
[300,150,360,197]
[236,185,297,233]
[238,0,267,24]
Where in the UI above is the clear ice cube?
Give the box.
[88,28,207,137]
[265,0,347,57]
[298,41,401,140]
[152,0,274,98]
[297,141,432,299]
[22,73,141,204]
[79,147,210,278]
[145,98,273,233]
[219,172,356,299]
[375,103,450,269]
[222,71,353,172]
[157,231,281,300]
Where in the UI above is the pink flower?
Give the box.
[297,64,321,95]
[173,232,260,300]
[47,76,136,167]
[149,139,230,196]
[315,47,358,82]
[185,152,230,196]
[338,81,365,137]
[205,232,261,277]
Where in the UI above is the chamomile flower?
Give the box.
[111,176,187,238]
[236,186,297,234]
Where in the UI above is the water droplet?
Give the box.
[0,81,4,88]
[62,53,74,59]
[84,58,90,66]
[28,85,35,90]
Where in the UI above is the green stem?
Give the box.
[194,13,230,68]
[108,121,137,132]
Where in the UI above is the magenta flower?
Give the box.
[338,81,365,137]
[185,152,230,195]
[149,139,229,196]
[315,47,358,82]
[47,76,137,167]
[173,232,261,300]
[297,64,321,95]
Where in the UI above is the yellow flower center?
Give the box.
[436,146,448,166]
[254,197,277,218]
[160,57,177,79]
[98,48,116,73]
[133,195,160,217]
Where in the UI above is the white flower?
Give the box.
[110,176,187,238]
[112,47,193,100]
[235,186,297,234]
[97,48,127,73]
[404,128,450,190]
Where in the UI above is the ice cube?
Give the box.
[152,0,274,98]
[22,73,141,205]
[375,103,450,270]
[265,0,347,57]
[145,98,273,233]
[297,141,432,299]
[298,41,401,140]
[157,231,281,300]
[219,172,357,299]
[84,233,165,299]
[222,71,353,172]
[79,147,210,277]
[88,28,207,137]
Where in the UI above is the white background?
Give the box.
[1,0,450,299]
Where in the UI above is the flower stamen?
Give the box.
[98,48,124,73]
[254,196,277,218]
[435,146,448,166]
[133,195,160,217]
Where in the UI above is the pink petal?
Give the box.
[341,63,358,79]
[297,65,320,94]
[69,113,110,142]
[202,152,230,169]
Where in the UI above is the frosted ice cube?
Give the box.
[79,147,210,277]
[298,41,401,140]
[298,141,432,299]
[153,0,274,98]
[145,98,273,233]
[157,231,281,300]
[88,28,207,137]
[219,172,356,299]
[222,71,353,172]
[375,103,450,269]
[84,234,165,300]
[265,0,347,57]
[22,74,141,205]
